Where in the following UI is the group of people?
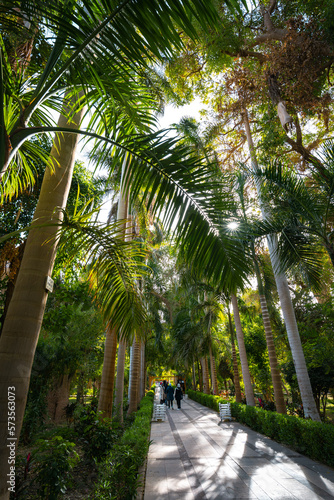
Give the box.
[159,380,184,410]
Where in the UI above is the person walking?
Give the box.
[162,380,168,405]
[166,383,174,409]
[159,382,165,404]
[175,383,183,409]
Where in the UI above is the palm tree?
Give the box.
[127,334,141,414]
[97,324,118,419]
[243,108,320,420]
[252,142,334,275]
[226,304,242,403]
[233,172,286,413]
[231,293,255,406]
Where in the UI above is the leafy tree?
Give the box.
[23,279,105,430]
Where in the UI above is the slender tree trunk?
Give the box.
[128,342,133,402]
[127,335,140,414]
[198,359,203,392]
[252,251,286,413]
[139,341,146,400]
[0,94,84,498]
[192,362,196,390]
[231,293,255,406]
[201,357,210,394]
[135,338,142,408]
[99,159,130,421]
[209,344,218,395]
[259,292,286,413]
[97,324,118,419]
[114,338,127,423]
[243,108,320,421]
[228,309,242,403]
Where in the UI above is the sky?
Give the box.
[156,98,203,132]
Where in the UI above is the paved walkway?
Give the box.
[143,396,334,499]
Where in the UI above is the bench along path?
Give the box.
[143,397,334,500]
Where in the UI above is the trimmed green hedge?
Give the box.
[187,390,334,467]
[94,390,155,499]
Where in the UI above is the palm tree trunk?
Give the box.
[243,108,320,421]
[201,357,210,394]
[228,308,242,403]
[97,324,118,419]
[99,158,130,421]
[139,341,146,399]
[192,362,196,390]
[253,251,286,413]
[209,344,218,395]
[128,342,133,402]
[231,293,255,406]
[135,338,142,407]
[198,359,203,392]
[0,93,84,498]
[259,293,286,413]
[114,338,127,423]
[127,335,140,414]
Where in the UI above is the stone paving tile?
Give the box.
[143,395,334,500]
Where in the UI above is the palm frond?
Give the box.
[57,202,148,336]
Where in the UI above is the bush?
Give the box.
[73,400,119,461]
[187,390,334,467]
[32,436,79,499]
[93,390,154,499]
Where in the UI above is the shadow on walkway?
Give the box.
[143,395,334,500]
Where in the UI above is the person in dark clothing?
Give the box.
[162,380,168,405]
[166,383,174,409]
[175,383,183,409]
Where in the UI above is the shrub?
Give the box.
[188,390,334,467]
[93,390,154,499]
[32,436,79,499]
[73,400,118,461]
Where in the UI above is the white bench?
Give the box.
[152,404,167,422]
[219,402,232,422]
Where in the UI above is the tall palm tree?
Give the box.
[231,293,255,406]
[234,172,286,413]
[97,324,118,419]
[226,304,242,403]
[243,108,320,420]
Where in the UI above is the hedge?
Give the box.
[187,390,334,467]
[94,390,155,499]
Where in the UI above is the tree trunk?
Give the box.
[201,357,210,394]
[128,342,133,402]
[0,94,84,498]
[209,344,218,395]
[198,359,203,392]
[192,362,196,390]
[76,371,85,404]
[253,250,286,413]
[243,108,320,421]
[259,293,286,413]
[97,324,118,419]
[47,373,72,423]
[228,308,242,403]
[231,293,255,406]
[127,335,140,414]
[114,338,127,423]
[139,341,146,400]
[99,159,130,421]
